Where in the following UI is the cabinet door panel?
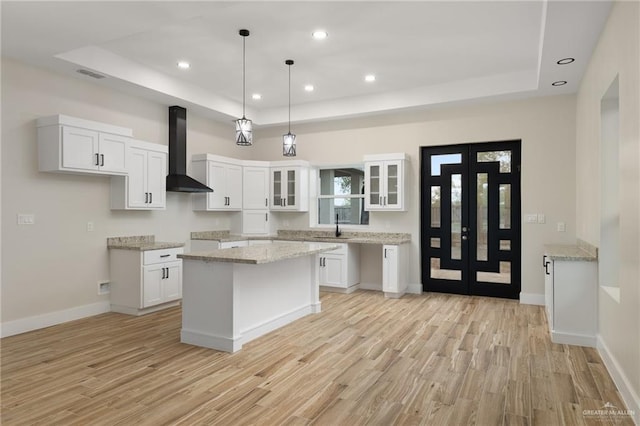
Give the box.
[62,126,99,171]
[127,147,148,208]
[242,210,270,234]
[98,133,128,174]
[365,162,384,210]
[207,162,226,209]
[226,164,243,210]
[385,160,402,208]
[243,167,270,209]
[143,265,163,307]
[382,245,398,292]
[163,262,182,301]
[286,169,296,208]
[322,255,346,288]
[147,151,167,208]
[272,169,283,208]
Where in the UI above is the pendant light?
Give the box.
[283,59,296,157]
[235,29,252,146]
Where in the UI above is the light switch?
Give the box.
[87,221,94,232]
[557,222,566,232]
[537,214,546,224]
[17,214,35,225]
[524,214,537,224]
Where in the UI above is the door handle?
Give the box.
[462,227,471,232]
[462,235,468,240]
[100,154,104,166]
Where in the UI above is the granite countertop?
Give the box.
[179,241,340,265]
[544,243,597,261]
[190,230,411,245]
[107,235,185,251]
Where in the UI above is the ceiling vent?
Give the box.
[76,69,106,79]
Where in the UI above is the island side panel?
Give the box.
[180,259,239,352]
[233,255,320,346]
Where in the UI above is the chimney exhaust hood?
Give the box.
[166,106,213,193]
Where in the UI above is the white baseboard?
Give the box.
[1,301,111,338]
[597,335,640,424]
[551,331,596,347]
[519,292,544,305]
[358,282,382,291]
[407,283,422,294]
[111,301,180,316]
[181,328,239,352]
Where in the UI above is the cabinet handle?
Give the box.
[145,192,149,203]
[149,193,153,204]
[384,248,387,258]
[322,257,326,267]
[544,262,550,275]
[265,213,268,222]
[100,154,105,167]
[162,267,166,279]
[160,254,170,258]
[265,198,268,207]
[95,153,100,166]
[320,257,323,267]
[166,267,169,279]
[542,255,547,268]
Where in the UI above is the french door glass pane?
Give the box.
[431,186,441,227]
[477,261,511,284]
[451,174,462,260]
[477,150,512,173]
[431,154,462,176]
[477,173,488,261]
[500,240,511,251]
[431,238,440,248]
[500,184,511,229]
[430,258,462,280]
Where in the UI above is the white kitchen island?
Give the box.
[178,241,338,352]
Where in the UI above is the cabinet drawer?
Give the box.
[143,247,184,265]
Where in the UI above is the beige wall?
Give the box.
[253,95,578,296]
[576,0,640,415]
[2,57,577,326]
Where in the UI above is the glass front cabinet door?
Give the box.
[364,154,406,211]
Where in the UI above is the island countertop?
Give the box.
[190,230,411,245]
[179,241,340,265]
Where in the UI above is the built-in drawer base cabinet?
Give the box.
[383,244,409,298]
[109,247,183,315]
[319,243,360,293]
[543,255,597,347]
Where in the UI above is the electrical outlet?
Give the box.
[524,214,537,224]
[98,281,110,295]
[17,214,35,225]
[557,222,566,232]
[87,221,94,232]
[537,214,546,224]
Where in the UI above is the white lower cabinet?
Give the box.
[319,243,360,293]
[543,255,597,346]
[382,244,408,298]
[109,247,183,315]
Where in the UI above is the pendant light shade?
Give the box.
[283,59,296,157]
[235,29,252,146]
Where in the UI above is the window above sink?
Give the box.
[317,166,369,226]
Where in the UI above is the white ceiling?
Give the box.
[2,1,612,126]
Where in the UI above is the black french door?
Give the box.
[420,141,521,299]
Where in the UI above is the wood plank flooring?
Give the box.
[1,291,634,425]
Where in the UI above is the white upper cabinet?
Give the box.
[111,140,167,210]
[364,153,407,211]
[243,165,270,210]
[270,161,309,211]
[38,115,131,175]
[192,154,242,211]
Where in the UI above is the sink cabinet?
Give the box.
[318,243,360,293]
[109,247,183,315]
[37,114,131,176]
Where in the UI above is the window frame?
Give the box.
[311,164,369,228]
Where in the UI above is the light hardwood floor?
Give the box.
[1,291,633,425]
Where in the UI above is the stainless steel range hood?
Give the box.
[166,106,213,193]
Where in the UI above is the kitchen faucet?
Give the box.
[335,213,342,237]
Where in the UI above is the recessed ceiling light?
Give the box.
[252,93,262,100]
[177,61,190,69]
[552,80,567,86]
[557,58,575,65]
[312,30,328,40]
[304,85,314,92]
[364,74,376,82]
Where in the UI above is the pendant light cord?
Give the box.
[288,63,291,133]
[242,35,246,118]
